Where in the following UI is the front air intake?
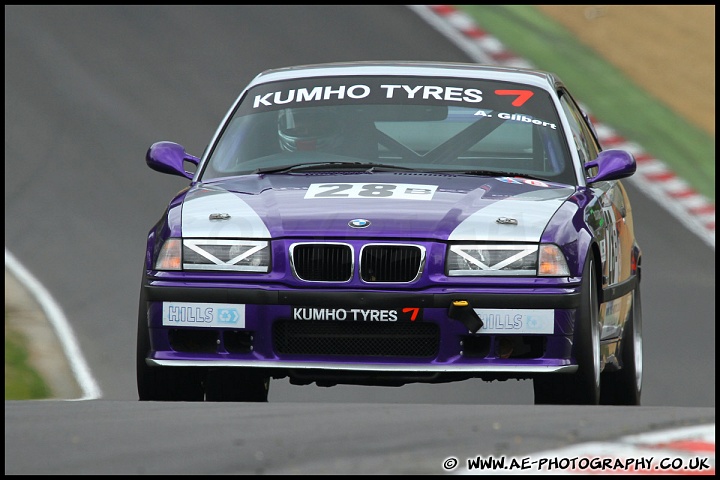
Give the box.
[273,321,439,358]
[360,244,424,283]
[290,243,353,282]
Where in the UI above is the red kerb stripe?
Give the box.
[654,439,716,453]
[645,171,676,182]
[690,205,716,215]
[669,189,697,199]
[491,51,518,61]
[463,28,488,39]
[431,5,455,15]
[601,135,625,146]
[634,153,654,163]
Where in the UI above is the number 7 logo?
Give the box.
[402,307,420,321]
[495,90,534,107]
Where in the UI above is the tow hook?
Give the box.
[448,300,484,334]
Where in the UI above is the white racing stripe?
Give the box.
[182,187,270,238]
[449,187,573,242]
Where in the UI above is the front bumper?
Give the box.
[142,280,582,384]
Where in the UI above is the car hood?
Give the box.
[181,172,575,242]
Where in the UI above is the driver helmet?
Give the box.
[278,107,343,152]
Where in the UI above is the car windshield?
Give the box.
[201,75,575,184]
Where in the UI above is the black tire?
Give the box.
[600,287,643,405]
[204,368,270,402]
[534,254,601,405]
[136,276,205,401]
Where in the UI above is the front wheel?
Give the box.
[534,254,601,405]
[600,287,643,405]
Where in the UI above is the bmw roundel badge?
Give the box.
[349,218,371,228]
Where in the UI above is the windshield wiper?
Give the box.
[435,169,549,182]
[254,161,417,174]
[363,162,418,172]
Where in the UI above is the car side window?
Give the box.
[558,90,601,174]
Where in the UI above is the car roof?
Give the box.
[249,61,563,92]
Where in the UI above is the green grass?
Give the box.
[457,5,715,202]
[5,311,52,400]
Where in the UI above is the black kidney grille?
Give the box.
[361,245,423,282]
[273,321,439,358]
[292,244,352,281]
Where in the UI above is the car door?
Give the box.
[559,89,635,342]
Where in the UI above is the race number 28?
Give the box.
[305,183,438,200]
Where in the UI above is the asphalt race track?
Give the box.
[4,5,715,475]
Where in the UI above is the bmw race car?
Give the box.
[137,61,643,405]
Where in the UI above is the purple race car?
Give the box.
[138,61,643,405]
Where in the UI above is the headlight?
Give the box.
[537,244,570,276]
[446,244,569,277]
[156,238,182,270]
[155,238,270,272]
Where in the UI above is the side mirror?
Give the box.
[585,149,636,184]
[146,141,200,180]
